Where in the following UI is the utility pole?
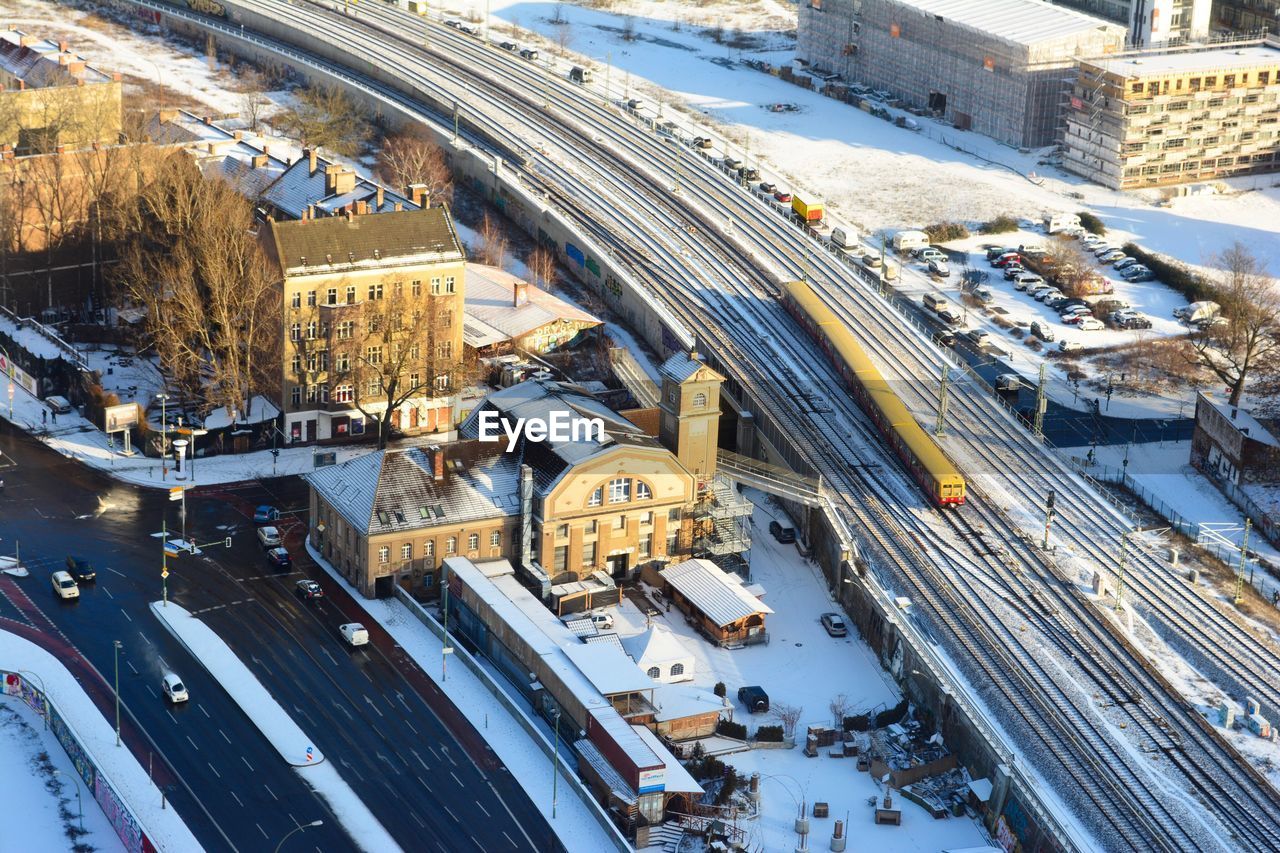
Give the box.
[542,58,551,110]
[1116,532,1128,611]
[1042,490,1055,551]
[1234,518,1251,605]
[934,367,949,437]
[672,141,682,194]
[1033,362,1047,438]
[161,519,171,606]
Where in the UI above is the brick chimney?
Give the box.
[407,183,428,207]
[513,280,529,308]
[429,445,444,481]
[375,185,384,209]
[58,40,68,52]
[251,153,268,168]
[393,202,402,212]
[305,147,317,175]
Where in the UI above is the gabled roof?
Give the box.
[659,351,722,385]
[260,157,414,220]
[268,208,464,277]
[303,441,519,535]
[660,559,773,627]
[463,265,600,344]
[621,625,693,668]
[0,31,113,87]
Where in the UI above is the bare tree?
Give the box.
[829,693,849,729]
[276,83,371,157]
[772,703,803,740]
[553,22,574,56]
[621,15,637,42]
[550,2,565,23]
[1187,242,1280,407]
[205,33,218,71]
[327,277,459,449]
[477,211,508,268]
[376,128,453,206]
[1042,236,1103,298]
[111,154,281,417]
[527,246,556,291]
[238,69,271,132]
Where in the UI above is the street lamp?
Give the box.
[52,770,83,831]
[113,640,123,746]
[273,819,323,853]
[155,393,170,478]
[189,428,207,483]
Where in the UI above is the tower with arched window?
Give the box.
[657,351,725,492]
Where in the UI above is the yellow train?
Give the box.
[781,280,966,507]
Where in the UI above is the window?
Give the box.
[346,285,357,304]
[401,543,412,560]
[434,374,450,392]
[430,276,441,294]
[667,387,676,403]
[554,546,568,572]
[636,481,652,500]
[668,508,681,523]
[588,487,603,507]
[615,514,626,530]
[306,385,318,404]
[307,290,317,307]
[670,663,684,677]
[327,288,337,305]
[642,511,654,526]
[378,546,390,564]
[444,276,456,293]
[393,281,403,296]
[291,386,301,406]
[425,540,435,557]
[639,534,652,558]
[446,536,457,554]
[608,478,631,503]
[336,352,350,372]
[290,323,301,341]
[291,292,301,309]
[334,384,353,403]
[490,531,501,547]
[437,341,453,359]
[368,283,384,300]
[441,310,453,328]
[410,372,421,388]
[368,313,382,333]
[337,321,354,340]
[647,667,660,679]
[306,321,317,340]
[367,379,382,396]
[584,542,596,565]
[666,533,678,554]
[586,520,597,534]
[693,392,707,408]
[557,524,569,538]
[306,353,318,372]
[410,343,421,360]
[1131,82,1144,94]
[468,533,479,551]
[366,346,383,365]
[291,355,302,375]
[411,279,422,296]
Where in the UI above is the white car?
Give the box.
[51,571,79,600]
[927,259,950,277]
[1059,339,1084,352]
[1077,317,1106,331]
[162,672,189,704]
[256,526,282,548]
[340,623,370,647]
[1035,289,1063,303]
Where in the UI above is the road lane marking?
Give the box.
[230,791,243,808]
[469,835,480,850]
[145,685,156,698]
[102,587,114,599]
[208,762,221,779]
[451,771,463,788]
[503,832,516,848]
[219,729,231,745]
[157,657,168,670]
[137,630,150,645]
[489,780,537,852]
[443,806,458,822]
[166,710,177,725]
[321,648,338,666]
[264,784,278,801]
[411,749,429,771]
[186,735,199,751]
[477,801,490,818]
[242,756,254,771]
[411,812,425,828]
[127,661,138,675]
[107,567,127,578]
[405,719,418,735]
[444,748,458,767]
[256,824,268,839]
[198,704,210,719]
[363,696,384,718]
[121,609,132,623]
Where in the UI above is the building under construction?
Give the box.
[798,0,1126,147]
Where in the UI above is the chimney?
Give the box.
[202,115,211,125]
[408,183,428,207]
[393,202,402,212]
[233,130,243,140]
[344,208,353,223]
[251,153,268,168]
[58,40,68,52]
[513,280,529,308]
[306,147,317,175]
[430,445,444,481]
[520,464,534,570]
[112,72,121,82]
[376,185,384,209]
[357,200,368,215]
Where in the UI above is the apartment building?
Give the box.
[0,29,121,153]
[1054,0,1212,46]
[1062,37,1280,188]
[1213,0,1280,34]
[260,207,466,444]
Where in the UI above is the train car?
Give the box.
[781,280,966,507]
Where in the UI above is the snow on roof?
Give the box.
[1201,393,1280,448]
[651,682,727,723]
[631,724,703,795]
[0,30,113,86]
[582,633,626,652]
[621,625,693,668]
[591,707,661,771]
[1089,42,1280,77]
[966,779,994,803]
[201,395,279,430]
[658,350,721,384]
[660,559,774,627]
[464,265,600,345]
[884,0,1120,48]
[563,643,654,697]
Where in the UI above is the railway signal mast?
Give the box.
[1042,490,1055,551]
[1033,362,1047,438]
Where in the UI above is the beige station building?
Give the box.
[1063,37,1280,189]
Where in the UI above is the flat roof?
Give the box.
[563,643,654,697]
[1087,42,1280,77]
[886,0,1118,47]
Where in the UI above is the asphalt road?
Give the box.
[0,422,562,853]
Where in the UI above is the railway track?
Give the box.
[132,1,1280,847]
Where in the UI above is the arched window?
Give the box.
[693,392,707,408]
[647,667,661,679]
[670,663,685,677]
[636,481,652,500]
[490,531,502,547]
[468,533,479,551]
[446,536,457,554]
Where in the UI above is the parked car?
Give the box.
[769,520,797,543]
[1122,316,1153,330]
[1077,317,1106,331]
[759,181,777,194]
[64,556,96,583]
[862,254,882,269]
[992,253,1021,268]
[161,672,189,704]
[1124,269,1155,283]
[927,259,950,277]
[1014,273,1042,289]
[773,190,792,203]
[693,136,713,150]
[738,685,770,713]
[820,613,848,637]
[1081,234,1105,248]
[1030,321,1056,341]
[966,329,992,347]
[974,286,995,304]
[51,570,79,600]
[1063,312,1094,325]
[915,246,945,261]
[256,526,282,548]
[1045,295,1068,309]
[266,547,292,570]
[1113,257,1140,271]
[340,623,370,647]
[519,48,539,60]
[1003,265,1027,281]
[295,579,325,601]
[498,40,517,50]
[1027,284,1053,299]
[1059,340,1084,352]
[986,246,1018,261]
[1094,245,1120,258]
[1099,249,1127,263]
[1035,288,1063,303]
[253,505,280,524]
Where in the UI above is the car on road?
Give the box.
[965,329,992,347]
[162,672,189,704]
[266,547,292,571]
[51,570,79,600]
[759,181,777,194]
[1077,317,1106,331]
[254,505,280,524]
[937,330,957,347]
[498,40,517,51]
[738,685,770,713]
[769,520,797,543]
[519,48,539,60]
[256,526,282,548]
[927,259,950,277]
[1059,339,1084,352]
[693,136,713,150]
[862,254,882,269]
[773,190,792,203]
[820,612,848,637]
[64,556,96,583]
[340,623,370,647]
[295,579,325,601]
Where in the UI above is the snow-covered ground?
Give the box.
[302,540,621,853]
[0,631,201,852]
[0,697,126,853]
[607,496,993,852]
[150,601,402,852]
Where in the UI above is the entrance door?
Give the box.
[409,407,419,430]
[391,408,402,430]
[305,419,317,442]
[607,553,629,580]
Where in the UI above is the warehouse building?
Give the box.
[1062,37,1280,188]
[797,0,1126,147]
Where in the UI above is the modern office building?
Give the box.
[1054,0,1213,45]
[1062,37,1280,187]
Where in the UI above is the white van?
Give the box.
[51,571,80,600]
[891,230,928,253]
[829,228,857,251]
[1044,213,1081,234]
[340,623,370,647]
[995,374,1023,392]
[1030,321,1056,342]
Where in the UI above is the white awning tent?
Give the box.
[621,625,695,684]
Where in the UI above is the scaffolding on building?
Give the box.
[692,475,754,578]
